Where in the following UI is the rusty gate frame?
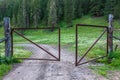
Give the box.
[11,27,61,61]
[75,24,109,66]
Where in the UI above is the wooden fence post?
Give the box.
[4,17,11,57]
[108,14,114,62]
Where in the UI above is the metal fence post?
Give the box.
[108,14,114,62]
[4,17,11,57]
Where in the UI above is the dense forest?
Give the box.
[0,0,120,28]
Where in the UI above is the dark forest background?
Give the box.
[0,0,120,28]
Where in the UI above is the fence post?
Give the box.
[108,14,114,63]
[4,17,11,57]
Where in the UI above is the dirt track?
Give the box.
[3,44,108,80]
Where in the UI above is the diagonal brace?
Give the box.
[77,29,107,64]
[13,30,58,60]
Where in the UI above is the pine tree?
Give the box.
[74,0,83,18]
[90,0,105,17]
[1,0,120,28]
[31,0,42,28]
[56,0,64,22]
[104,0,112,15]
[20,0,31,28]
[41,0,48,25]
[114,0,120,19]
[81,0,91,15]
[63,0,74,27]
[47,0,57,31]
[104,0,120,19]
[11,0,19,27]
[22,0,27,27]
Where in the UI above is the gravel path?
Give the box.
[3,44,108,80]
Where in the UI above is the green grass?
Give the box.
[89,65,109,77]
[0,57,18,79]
[0,48,32,79]
[109,51,120,68]
[0,27,4,38]
[89,51,120,77]
[73,16,120,77]
[73,15,107,26]
[0,15,120,78]
[0,64,12,79]
[0,41,32,79]
[13,46,32,58]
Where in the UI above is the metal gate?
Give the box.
[75,24,108,66]
[11,27,60,61]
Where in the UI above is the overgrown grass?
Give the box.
[73,15,107,26]
[73,16,120,77]
[89,51,120,77]
[13,46,32,58]
[0,64,12,79]
[89,65,110,77]
[0,15,120,78]
[0,48,32,79]
[0,27,4,38]
[12,15,120,67]
[0,40,32,79]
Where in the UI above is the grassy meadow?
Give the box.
[0,15,120,78]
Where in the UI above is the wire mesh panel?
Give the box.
[75,24,108,66]
[11,28,60,61]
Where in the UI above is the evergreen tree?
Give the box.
[81,0,91,15]
[104,0,116,15]
[47,0,57,30]
[41,0,48,25]
[114,0,120,19]
[24,0,31,28]
[63,0,74,27]
[0,0,8,21]
[74,0,83,18]
[11,0,19,27]
[56,0,64,22]
[0,0,120,28]
[17,0,24,27]
[31,0,42,28]
[90,0,105,17]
